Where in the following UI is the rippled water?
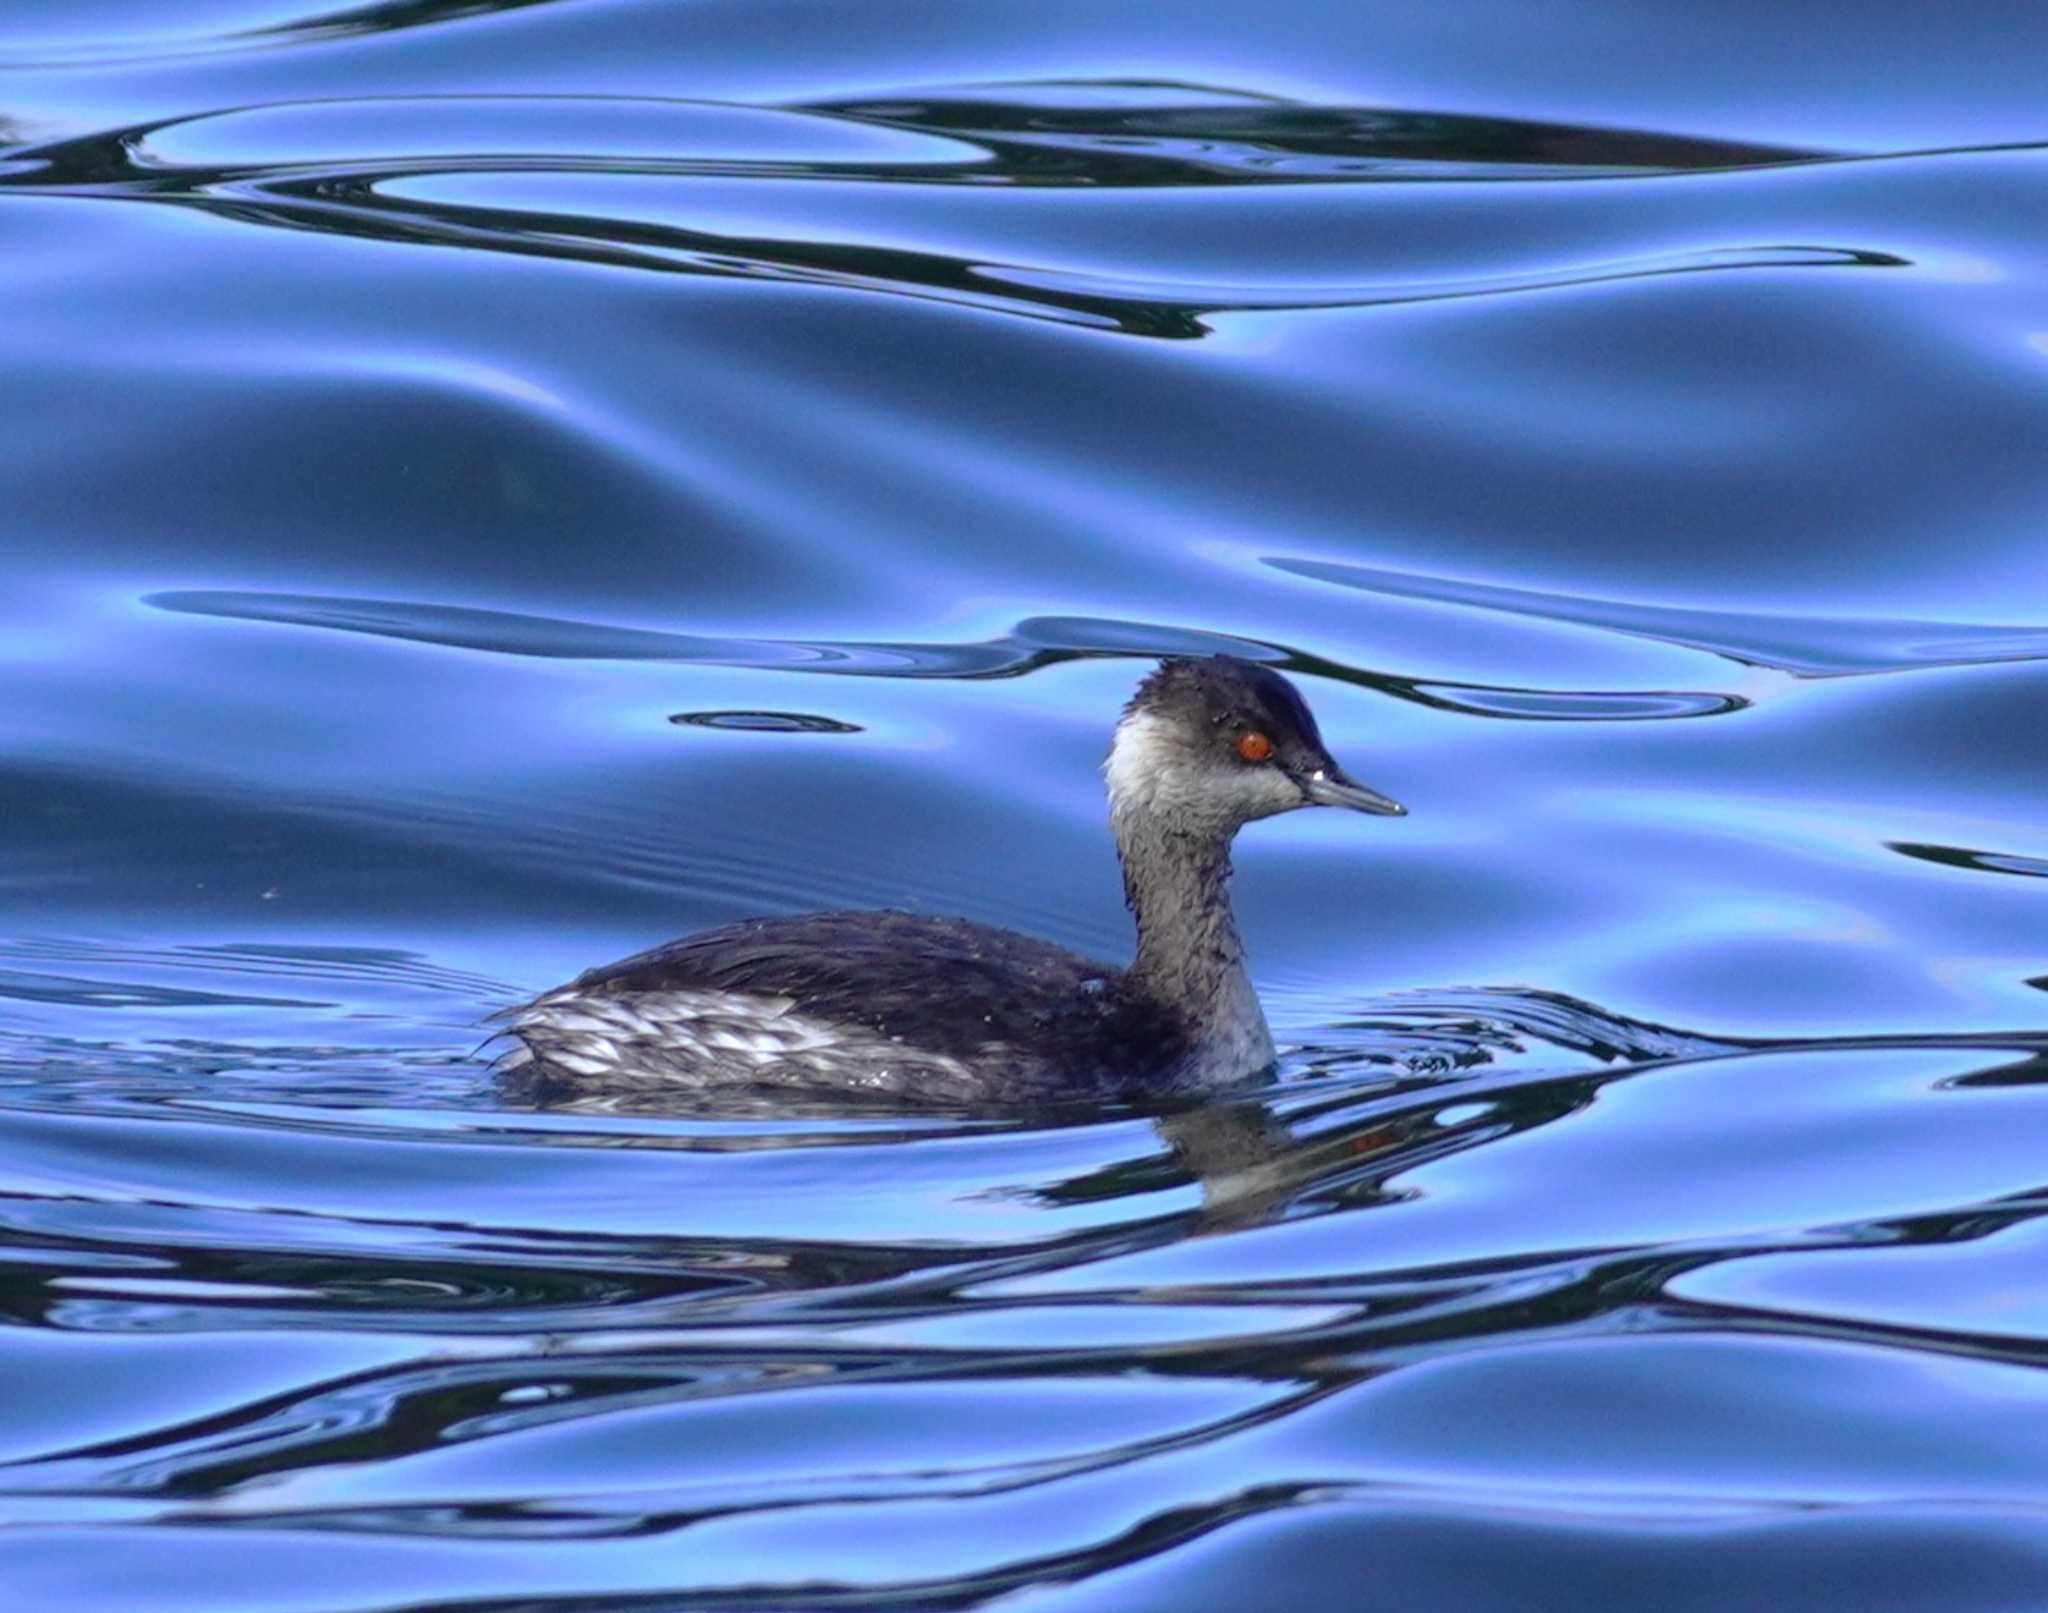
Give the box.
[7,4,2048,1608]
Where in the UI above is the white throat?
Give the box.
[1104,708,1179,827]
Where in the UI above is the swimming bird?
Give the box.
[500,655,1403,1106]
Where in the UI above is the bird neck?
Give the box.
[1114,814,1274,1074]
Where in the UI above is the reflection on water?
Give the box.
[1270,557,2048,677]
[148,585,1745,724]
[7,945,2048,1608]
[6,1,2048,1607]
[802,84,1827,183]
[0,86,1906,339]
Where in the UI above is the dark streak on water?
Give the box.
[5,3,2048,1609]
[669,711,862,735]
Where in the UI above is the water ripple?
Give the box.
[0,0,571,68]
[9,10,2048,1606]
[0,89,1904,338]
[1270,557,2048,677]
[669,710,862,735]
[145,588,1742,722]
[1889,840,2048,881]
[801,82,1828,184]
[10,85,1827,190]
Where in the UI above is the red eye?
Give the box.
[1237,731,1274,762]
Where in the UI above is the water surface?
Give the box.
[6,4,2048,1608]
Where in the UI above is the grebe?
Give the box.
[500,656,1403,1106]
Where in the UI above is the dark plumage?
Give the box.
[501,911,1186,1107]
[500,655,1403,1107]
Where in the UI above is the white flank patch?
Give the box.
[506,987,984,1090]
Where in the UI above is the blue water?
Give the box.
[7,4,2048,1607]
